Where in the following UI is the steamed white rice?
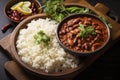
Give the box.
[16,18,79,72]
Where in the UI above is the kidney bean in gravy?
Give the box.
[59,16,109,53]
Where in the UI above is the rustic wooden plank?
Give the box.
[4,61,30,80]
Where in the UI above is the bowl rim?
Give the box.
[4,0,42,23]
[56,13,110,56]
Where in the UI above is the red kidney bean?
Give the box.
[84,20,91,25]
[59,31,62,35]
[70,30,76,35]
[92,43,101,50]
[95,30,101,34]
[73,28,79,34]
[73,37,77,45]
[31,2,35,9]
[10,16,15,20]
[61,38,65,42]
[67,18,80,27]
[61,29,66,34]
[83,43,88,50]
[85,37,90,41]
[87,18,92,21]
[88,35,94,40]
[77,39,81,44]
[89,42,92,46]
[33,8,36,12]
[72,24,79,29]
[12,12,15,17]
[14,17,20,21]
[65,28,69,32]
[95,25,101,30]
[81,37,86,44]
[91,40,95,44]
[7,10,12,15]
[67,33,73,39]
[1,23,11,33]
[67,39,73,46]
[67,19,74,27]
[72,18,81,24]
[76,34,80,39]
[75,46,80,50]
[70,29,78,35]
[92,22,98,25]
[78,43,81,47]
[91,46,95,51]
[63,23,67,28]
[68,27,72,31]
[94,37,98,42]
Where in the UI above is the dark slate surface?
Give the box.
[0,0,120,80]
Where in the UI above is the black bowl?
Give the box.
[56,13,110,56]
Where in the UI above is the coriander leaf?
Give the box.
[79,24,96,37]
[83,8,90,13]
[79,24,85,31]
[42,35,50,45]
[108,23,112,28]
[86,26,96,35]
[34,30,50,45]
[99,16,112,28]
[43,0,66,22]
[66,7,84,13]
[79,24,86,37]
[66,7,91,14]
[57,13,65,22]
[43,0,92,22]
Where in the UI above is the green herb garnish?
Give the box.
[34,30,50,45]
[43,0,91,22]
[79,24,96,37]
[43,0,65,22]
[99,16,112,28]
[65,7,90,14]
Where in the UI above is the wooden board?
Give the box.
[4,61,30,80]
[1,0,120,80]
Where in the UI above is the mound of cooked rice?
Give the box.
[16,18,79,72]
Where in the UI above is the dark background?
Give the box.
[0,0,120,80]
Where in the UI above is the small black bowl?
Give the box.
[56,13,110,56]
